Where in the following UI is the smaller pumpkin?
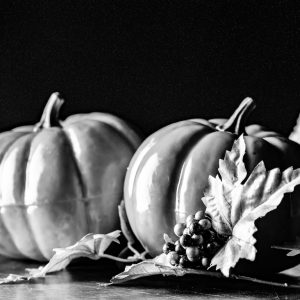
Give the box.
[0,92,142,261]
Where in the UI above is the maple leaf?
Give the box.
[106,254,186,285]
[107,253,300,289]
[0,230,121,284]
[107,254,220,286]
[29,230,121,277]
[202,135,300,277]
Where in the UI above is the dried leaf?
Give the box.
[107,254,219,286]
[0,274,29,285]
[202,136,248,236]
[218,135,247,192]
[0,230,121,284]
[204,175,232,235]
[107,254,300,289]
[202,135,300,277]
[107,255,179,285]
[30,230,121,277]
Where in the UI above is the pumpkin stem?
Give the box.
[34,92,64,131]
[216,97,256,135]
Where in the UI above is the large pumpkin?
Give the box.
[124,98,300,268]
[0,92,142,261]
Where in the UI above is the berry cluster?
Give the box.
[163,211,225,269]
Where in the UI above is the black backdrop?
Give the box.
[0,1,299,137]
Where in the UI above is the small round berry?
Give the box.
[206,242,213,251]
[162,244,169,254]
[179,255,189,268]
[174,223,186,237]
[199,219,211,230]
[194,210,204,221]
[189,222,202,235]
[191,234,204,246]
[167,251,180,266]
[163,242,175,254]
[179,234,192,248]
[201,257,210,268]
[186,214,195,226]
[175,243,185,255]
[206,242,220,256]
[183,228,190,235]
[186,247,201,262]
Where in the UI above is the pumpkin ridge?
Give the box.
[61,128,91,231]
[175,131,236,221]
[62,121,132,233]
[62,129,87,198]
[22,128,87,260]
[65,113,142,151]
[0,132,30,169]
[19,133,48,259]
[0,132,32,205]
[0,215,25,259]
[0,132,46,260]
[62,118,134,197]
[93,114,142,150]
[0,132,33,259]
[125,120,208,207]
[88,119,138,153]
[167,127,216,223]
[125,121,210,204]
[243,136,285,172]
[9,134,37,205]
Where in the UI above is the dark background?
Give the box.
[0,1,299,137]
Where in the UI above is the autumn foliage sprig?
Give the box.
[202,135,300,276]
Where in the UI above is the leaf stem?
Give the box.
[127,243,148,260]
[231,274,293,289]
[100,253,140,263]
[127,243,142,257]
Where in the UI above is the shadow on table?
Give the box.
[1,256,300,299]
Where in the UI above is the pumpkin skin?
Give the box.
[0,93,142,261]
[124,98,300,269]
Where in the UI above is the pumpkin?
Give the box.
[124,97,300,268]
[0,92,142,261]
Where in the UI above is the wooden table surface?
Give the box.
[1,256,300,300]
